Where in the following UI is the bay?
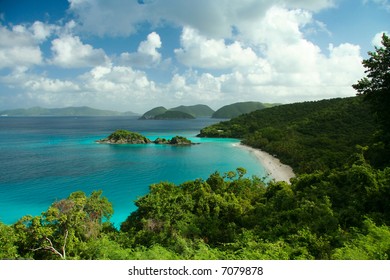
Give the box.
[0,116,267,227]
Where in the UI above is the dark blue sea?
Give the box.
[0,116,267,227]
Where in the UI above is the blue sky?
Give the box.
[0,0,389,113]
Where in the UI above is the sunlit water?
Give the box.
[0,116,267,227]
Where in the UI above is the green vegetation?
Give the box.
[139,106,168,119]
[153,136,193,145]
[199,97,378,174]
[97,129,151,144]
[2,158,390,259]
[97,130,194,145]
[0,106,137,116]
[353,33,390,169]
[140,104,214,119]
[212,101,279,119]
[6,190,114,260]
[154,110,195,119]
[170,104,215,117]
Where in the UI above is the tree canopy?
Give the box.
[353,33,390,127]
[198,97,378,173]
[11,190,113,259]
[2,158,389,260]
[353,33,390,168]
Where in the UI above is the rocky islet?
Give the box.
[96,129,196,145]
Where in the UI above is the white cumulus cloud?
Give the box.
[161,7,364,107]
[0,0,370,112]
[23,77,80,92]
[78,65,159,111]
[175,27,258,69]
[119,32,162,67]
[50,34,109,68]
[0,24,45,69]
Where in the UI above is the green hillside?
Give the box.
[139,106,168,119]
[170,104,214,117]
[0,106,137,116]
[200,97,378,174]
[154,110,195,119]
[140,104,214,119]
[212,101,278,119]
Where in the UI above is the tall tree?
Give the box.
[353,33,390,166]
[353,33,390,125]
[13,191,113,259]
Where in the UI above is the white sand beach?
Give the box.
[236,143,295,183]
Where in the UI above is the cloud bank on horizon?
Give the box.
[0,0,389,113]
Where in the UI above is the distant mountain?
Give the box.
[169,104,214,117]
[140,104,214,119]
[0,106,138,116]
[212,101,279,119]
[154,110,195,120]
[139,106,168,119]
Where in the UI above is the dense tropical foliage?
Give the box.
[153,110,195,119]
[97,129,193,145]
[199,96,378,173]
[1,36,389,260]
[353,33,390,169]
[1,159,389,260]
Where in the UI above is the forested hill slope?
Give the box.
[139,104,214,119]
[212,101,277,118]
[199,96,379,174]
[170,104,215,117]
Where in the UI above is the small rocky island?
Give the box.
[96,129,195,145]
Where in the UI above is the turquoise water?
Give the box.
[0,116,267,227]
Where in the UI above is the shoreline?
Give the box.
[235,143,295,183]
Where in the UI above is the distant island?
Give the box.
[1,102,281,118]
[139,104,214,119]
[96,129,195,145]
[170,104,215,118]
[139,102,280,120]
[0,106,138,116]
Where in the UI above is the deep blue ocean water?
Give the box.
[0,116,267,227]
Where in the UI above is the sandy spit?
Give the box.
[235,143,295,183]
